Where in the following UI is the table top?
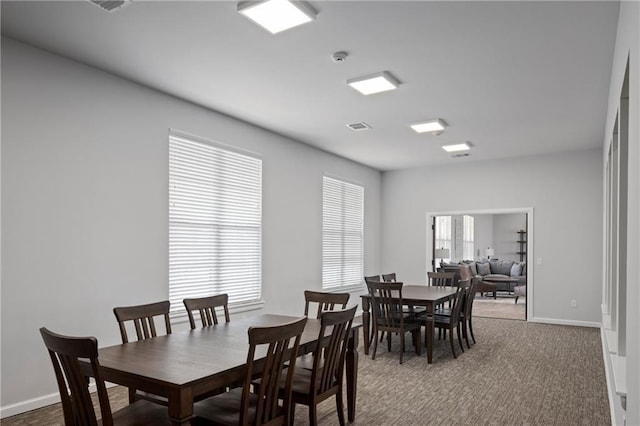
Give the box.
[360,285,458,304]
[96,314,361,387]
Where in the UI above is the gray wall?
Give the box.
[0,38,381,413]
[380,149,603,324]
[493,213,527,262]
[473,214,493,259]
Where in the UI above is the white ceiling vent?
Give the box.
[346,122,371,131]
[89,0,129,13]
[451,153,470,158]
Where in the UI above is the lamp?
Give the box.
[434,247,450,271]
[486,247,495,259]
[238,0,316,34]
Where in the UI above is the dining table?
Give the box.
[360,285,458,363]
[80,314,361,425]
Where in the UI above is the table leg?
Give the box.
[361,297,370,355]
[168,388,193,425]
[425,301,435,364]
[346,329,359,422]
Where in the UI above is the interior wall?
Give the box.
[0,38,382,413]
[492,213,527,262]
[381,149,602,325]
[601,2,639,425]
[473,214,493,259]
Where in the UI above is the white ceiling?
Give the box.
[1,1,619,171]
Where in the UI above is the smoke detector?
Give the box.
[89,0,130,12]
[346,122,371,131]
[331,51,349,63]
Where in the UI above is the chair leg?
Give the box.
[309,402,318,426]
[515,296,519,304]
[462,317,471,349]
[387,332,392,352]
[372,330,379,360]
[400,332,405,364]
[128,388,136,404]
[469,317,476,344]
[335,389,345,426]
[413,330,421,355]
[456,324,465,353]
[289,402,296,425]
[449,327,457,359]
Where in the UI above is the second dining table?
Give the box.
[80,314,361,425]
[360,285,459,363]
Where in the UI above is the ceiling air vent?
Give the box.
[346,122,371,131]
[451,153,470,158]
[89,0,129,12]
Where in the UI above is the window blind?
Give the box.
[322,176,364,289]
[463,215,474,260]
[435,216,452,263]
[169,132,262,316]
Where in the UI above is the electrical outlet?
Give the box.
[571,299,577,308]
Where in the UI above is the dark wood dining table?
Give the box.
[360,285,458,363]
[80,314,361,425]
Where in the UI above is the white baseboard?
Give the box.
[0,382,117,419]
[528,316,601,328]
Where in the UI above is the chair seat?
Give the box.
[194,388,272,425]
[103,399,172,426]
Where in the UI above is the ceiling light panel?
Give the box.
[410,119,446,133]
[442,143,470,153]
[347,71,399,95]
[238,0,316,34]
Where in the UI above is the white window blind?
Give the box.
[169,132,262,316]
[322,176,364,289]
[463,215,474,260]
[435,216,452,263]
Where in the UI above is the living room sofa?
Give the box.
[440,260,526,293]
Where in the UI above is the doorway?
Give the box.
[428,208,532,321]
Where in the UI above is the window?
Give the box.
[463,215,474,260]
[435,216,452,263]
[169,131,262,316]
[322,176,364,289]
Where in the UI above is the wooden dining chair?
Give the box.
[427,271,455,287]
[364,275,381,284]
[368,281,422,364]
[303,290,350,319]
[39,327,171,426]
[382,272,397,282]
[430,285,466,359]
[183,294,230,329]
[462,278,479,347]
[193,316,307,426]
[286,305,357,426]
[112,300,172,405]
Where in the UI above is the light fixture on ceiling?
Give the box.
[347,71,400,95]
[442,143,470,153]
[410,119,447,134]
[237,0,316,34]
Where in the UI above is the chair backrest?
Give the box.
[112,300,172,344]
[463,278,479,320]
[368,281,405,330]
[382,272,397,282]
[40,327,113,426]
[311,306,357,396]
[183,294,230,329]
[427,272,455,287]
[364,275,381,284]
[448,286,467,327]
[241,317,307,426]
[303,290,350,319]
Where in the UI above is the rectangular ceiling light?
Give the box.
[410,119,446,133]
[347,71,399,95]
[442,143,470,153]
[238,0,316,34]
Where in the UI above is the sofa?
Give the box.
[439,260,526,294]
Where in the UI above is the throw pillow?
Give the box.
[510,262,523,276]
[469,262,478,276]
[477,262,491,276]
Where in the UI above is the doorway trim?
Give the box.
[426,207,534,321]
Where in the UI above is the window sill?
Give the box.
[323,285,367,294]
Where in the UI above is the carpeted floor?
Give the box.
[2,317,609,426]
[473,295,526,320]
